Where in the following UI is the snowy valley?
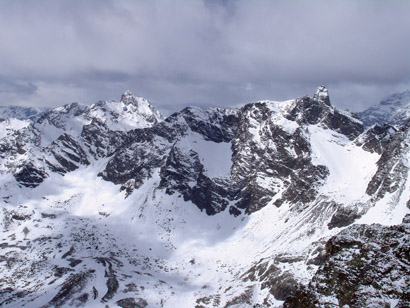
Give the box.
[0,87,410,308]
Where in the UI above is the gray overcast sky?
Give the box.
[0,0,409,114]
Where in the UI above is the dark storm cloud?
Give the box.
[0,0,409,112]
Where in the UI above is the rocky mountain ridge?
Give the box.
[0,87,409,307]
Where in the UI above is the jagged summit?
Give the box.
[119,90,164,122]
[86,91,164,130]
[120,90,139,104]
[313,85,330,105]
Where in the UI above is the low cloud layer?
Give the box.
[0,0,409,113]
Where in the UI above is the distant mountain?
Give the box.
[358,89,410,127]
[0,105,49,121]
[0,88,409,308]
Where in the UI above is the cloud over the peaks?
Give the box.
[0,0,409,113]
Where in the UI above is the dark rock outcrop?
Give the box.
[366,120,410,200]
[284,215,410,308]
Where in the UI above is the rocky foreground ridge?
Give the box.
[0,87,409,307]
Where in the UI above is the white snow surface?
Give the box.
[308,124,379,202]
[1,129,408,308]
[0,118,31,139]
[85,96,163,131]
[1,94,410,307]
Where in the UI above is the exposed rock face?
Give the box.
[355,123,397,155]
[230,101,330,213]
[313,85,331,106]
[47,134,90,174]
[81,119,127,159]
[1,87,410,308]
[286,95,363,140]
[0,91,162,189]
[241,260,298,301]
[13,161,48,187]
[284,215,410,308]
[40,270,95,308]
[0,87,380,216]
[327,207,360,230]
[99,87,366,215]
[365,120,410,201]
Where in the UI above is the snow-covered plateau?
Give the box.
[1,87,409,308]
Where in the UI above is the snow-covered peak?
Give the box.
[86,91,164,131]
[120,90,164,120]
[16,92,165,148]
[313,85,330,105]
[120,90,160,116]
[358,89,410,127]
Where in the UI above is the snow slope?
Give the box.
[1,87,410,308]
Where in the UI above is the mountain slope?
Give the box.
[0,87,409,307]
[284,215,410,308]
[358,89,410,127]
[0,91,163,189]
[0,105,49,121]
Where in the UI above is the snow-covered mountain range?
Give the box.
[0,87,409,308]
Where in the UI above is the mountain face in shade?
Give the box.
[0,87,409,308]
[358,89,410,127]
